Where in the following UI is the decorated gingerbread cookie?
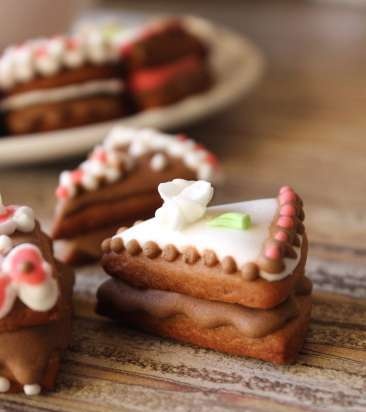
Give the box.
[97,180,312,364]
[0,31,126,135]
[0,17,213,135]
[51,127,221,265]
[0,196,74,394]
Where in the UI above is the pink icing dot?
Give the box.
[35,47,48,58]
[265,244,282,260]
[55,186,69,199]
[280,204,296,217]
[92,148,107,163]
[206,153,219,167]
[279,191,297,205]
[275,231,288,242]
[65,38,78,50]
[9,246,46,285]
[277,216,294,229]
[177,134,188,141]
[279,185,293,194]
[71,169,83,183]
[0,207,14,223]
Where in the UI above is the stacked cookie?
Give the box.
[0,18,213,135]
[0,32,126,134]
[97,180,312,364]
[52,127,221,264]
[120,19,212,110]
[0,198,74,394]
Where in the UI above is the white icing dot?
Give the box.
[23,384,41,396]
[14,48,34,82]
[36,55,60,77]
[198,163,214,181]
[129,140,148,157]
[104,167,121,183]
[81,173,99,191]
[0,377,10,393]
[150,153,167,171]
[63,49,84,68]
[0,235,12,254]
[13,206,35,232]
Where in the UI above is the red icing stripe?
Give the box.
[129,55,203,92]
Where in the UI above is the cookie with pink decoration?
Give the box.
[0,31,127,135]
[51,126,221,265]
[0,196,74,395]
[97,180,312,364]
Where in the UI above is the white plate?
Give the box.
[0,17,264,166]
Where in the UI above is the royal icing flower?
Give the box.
[0,200,35,236]
[155,179,214,230]
[0,244,58,318]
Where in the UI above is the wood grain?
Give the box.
[0,0,365,410]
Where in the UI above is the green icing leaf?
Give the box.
[207,213,252,230]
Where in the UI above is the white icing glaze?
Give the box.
[0,33,118,90]
[0,377,10,393]
[0,205,35,236]
[23,384,41,396]
[116,197,302,282]
[56,127,219,199]
[150,153,167,171]
[155,179,213,230]
[0,79,124,111]
[0,244,59,318]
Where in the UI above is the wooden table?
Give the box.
[0,1,365,411]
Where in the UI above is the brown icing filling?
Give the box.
[97,279,308,338]
[0,262,73,386]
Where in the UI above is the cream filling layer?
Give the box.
[99,279,300,338]
[116,199,303,282]
[0,79,124,111]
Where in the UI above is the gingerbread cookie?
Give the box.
[97,180,312,364]
[117,19,211,110]
[0,33,127,134]
[0,196,74,394]
[51,127,221,265]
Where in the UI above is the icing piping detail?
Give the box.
[56,127,220,199]
[23,384,41,396]
[155,179,213,230]
[0,201,35,236]
[0,243,58,318]
[0,32,119,90]
[208,212,251,230]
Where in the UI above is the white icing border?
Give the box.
[0,79,124,111]
[0,32,119,90]
[56,127,220,199]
